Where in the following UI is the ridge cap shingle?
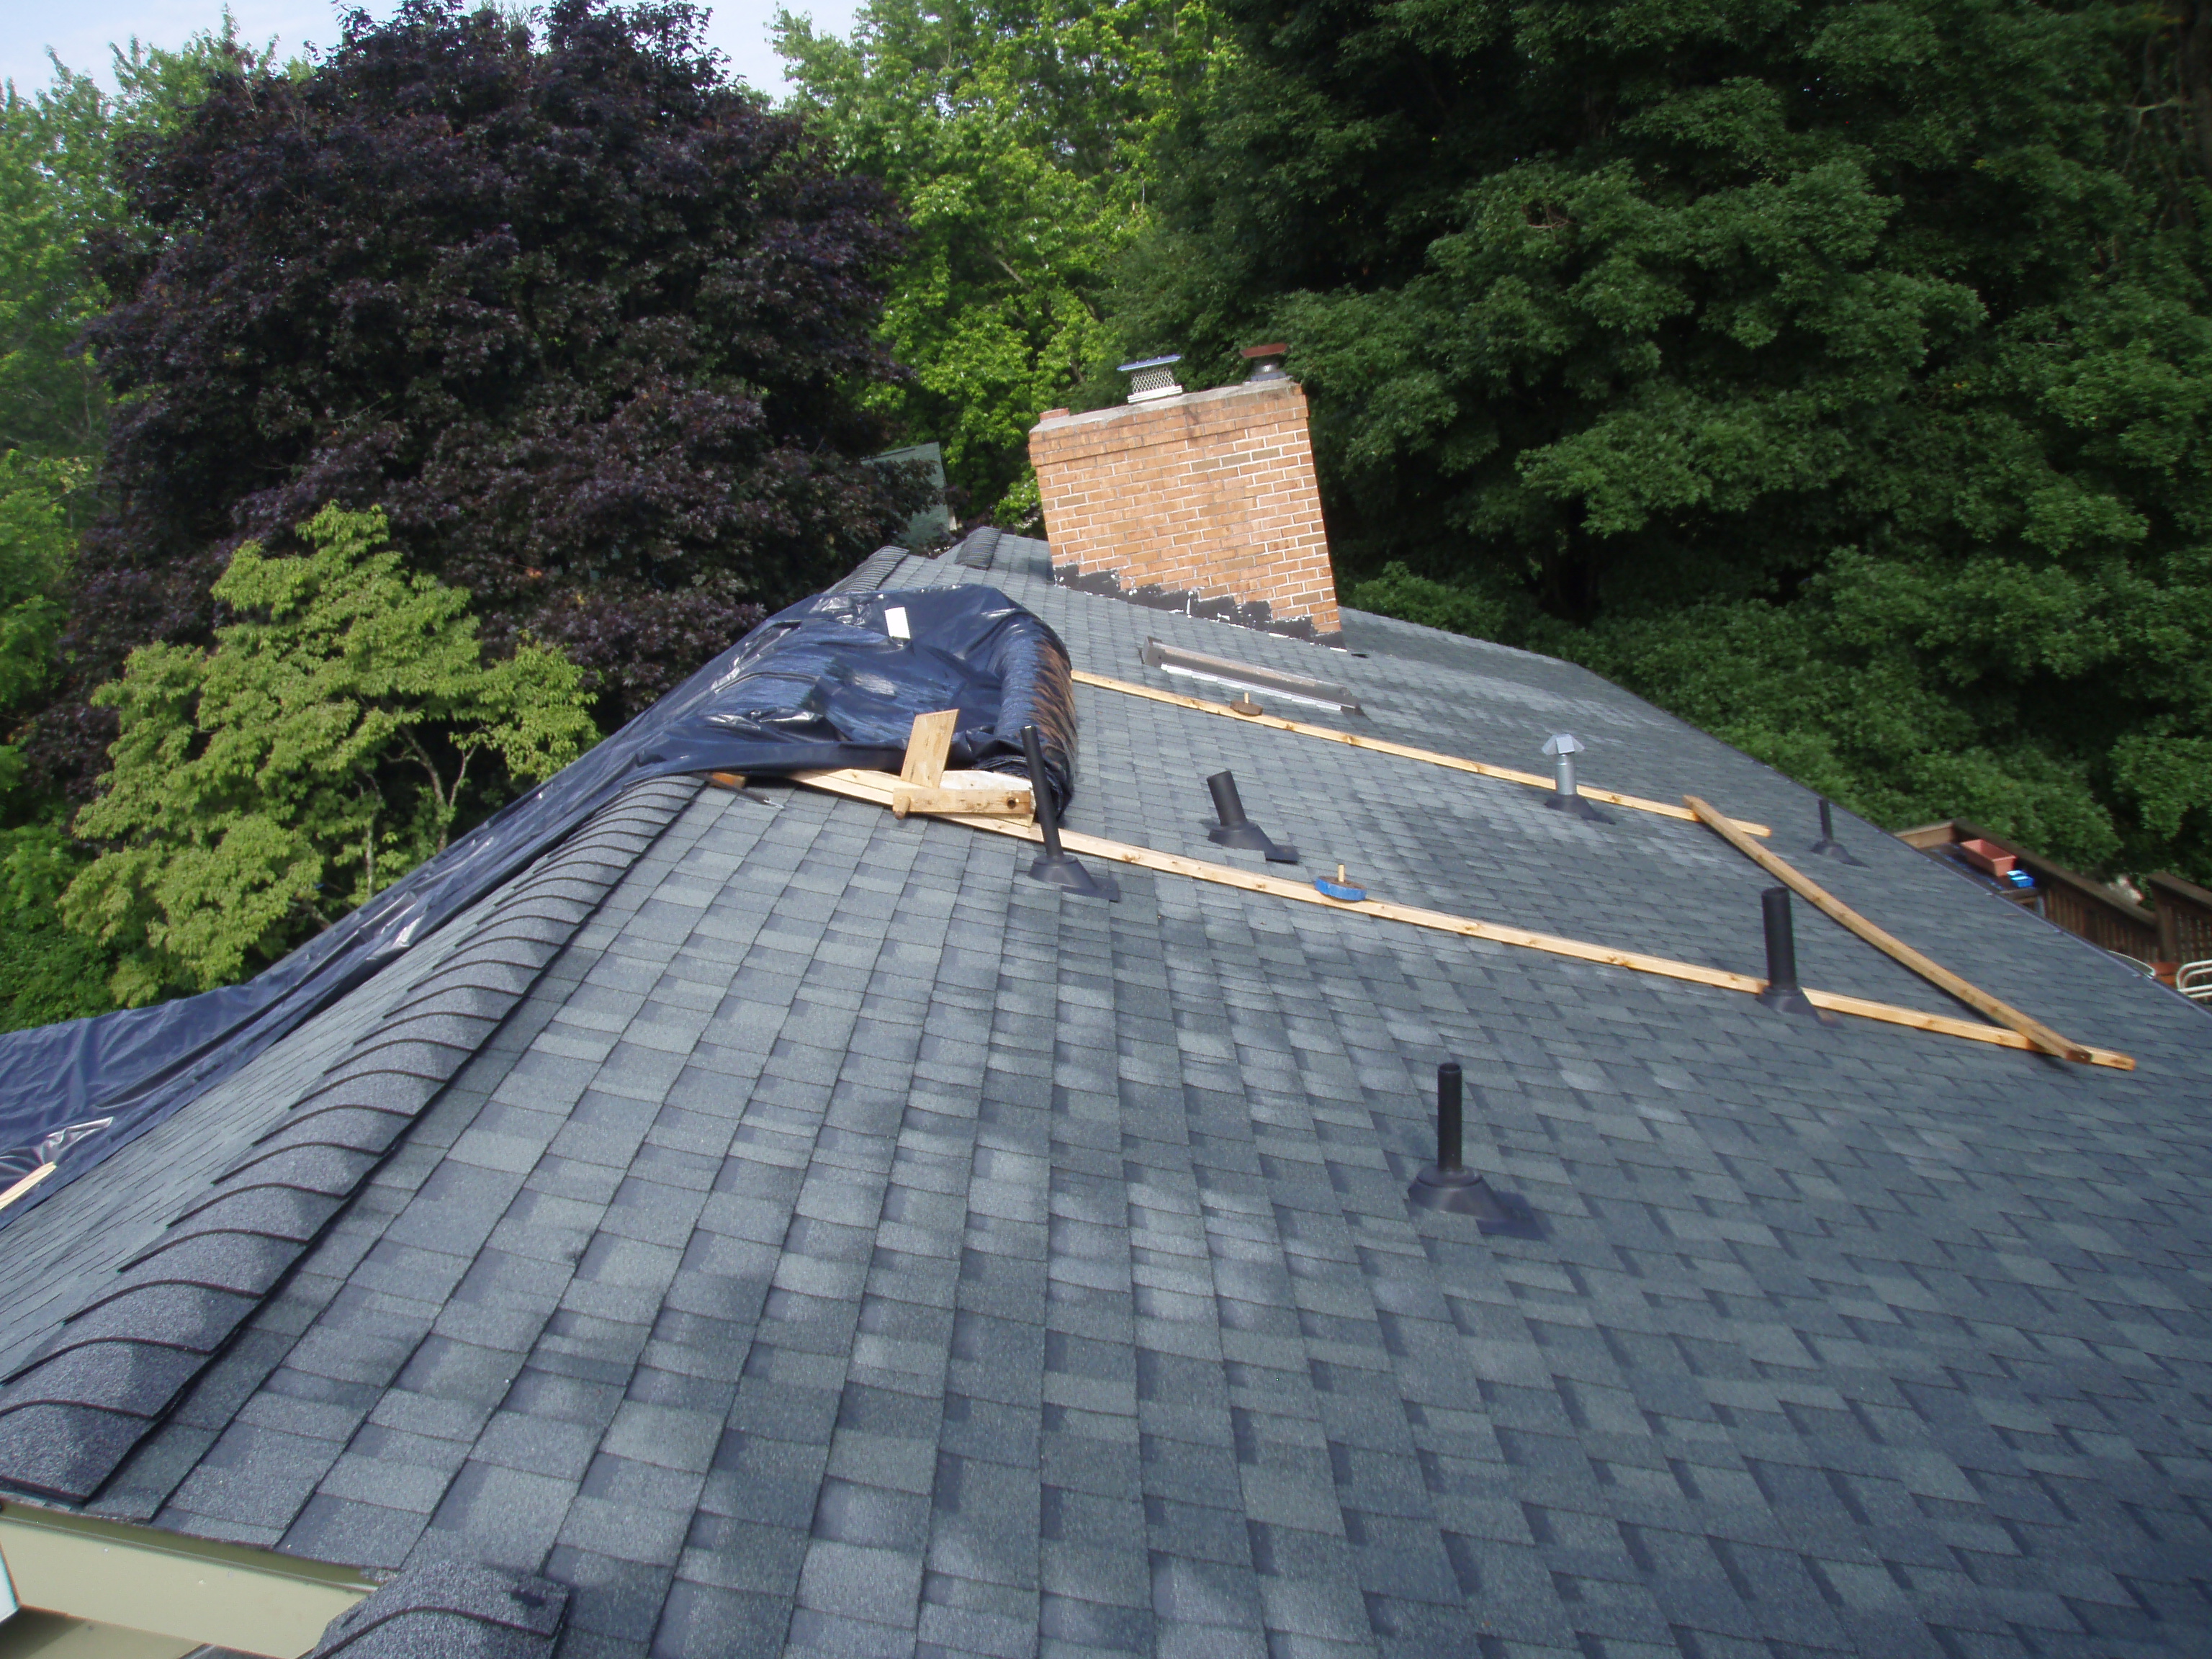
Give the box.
[0,776,699,1504]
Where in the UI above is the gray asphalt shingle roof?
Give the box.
[4,532,2211,1658]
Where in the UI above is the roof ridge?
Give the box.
[830,541,912,593]
[0,775,700,1505]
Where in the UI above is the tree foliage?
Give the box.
[41,0,923,804]
[1,27,248,461]
[1121,0,2212,881]
[0,450,100,1029]
[0,22,283,1029]
[0,88,103,463]
[63,504,595,1004]
[778,0,1220,522]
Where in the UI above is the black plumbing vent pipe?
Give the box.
[1205,771,1298,863]
[1406,1062,1539,1235]
[1763,887,1799,989]
[1809,799,1864,865]
[1755,887,1834,1022]
[1208,771,1248,831]
[1021,724,1118,901]
[1436,1062,1464,1173]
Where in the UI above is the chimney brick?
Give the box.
[1028,379,1341,637]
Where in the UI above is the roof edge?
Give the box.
[0,778,700,1507]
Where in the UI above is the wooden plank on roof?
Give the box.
[1070,668,1774,837]
[1799,988,2120,1058]
[1685,794,2128,1068]
[0,1161,55,1213]
[891,783,1034,819]
[899,709,959,788]
[791,768,2131,1067]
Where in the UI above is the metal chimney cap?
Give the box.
[1119,354,1186,404]
[1241,342,1290,382]
[1541,733,1586,756]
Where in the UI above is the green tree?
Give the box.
[0,18,285,1030]
[1,22,256,460]
[1123,0,2212,881]
[63,503,596,1004]
[0,85,102,460]
[58,0,917,776]
[778,0,1222,522]
[0,451,71,719]
[0,451,102,1029]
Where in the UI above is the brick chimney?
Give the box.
[1027,348,1341,639]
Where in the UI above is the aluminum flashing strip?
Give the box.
[0,1499,373,1655]
[794,768,2134,1065]
[1074,667,1776,836]
[0,778,699,1506]
[1139,636,1363,711]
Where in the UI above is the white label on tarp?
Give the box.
[884,606,910,639]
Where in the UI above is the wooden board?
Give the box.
[892,785,1034,819]
[1683,794,2129,1069]
[899,709,959,788]
[1799,988,2125,1060]
[1070,669,1773,837]
[791,768,2128,1066]
[0,1161,55,1213]
[704,771,748,790]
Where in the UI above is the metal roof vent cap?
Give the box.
[1541,733,1613,822]
[1241,343,1289,382]
[1119,354,1184,403]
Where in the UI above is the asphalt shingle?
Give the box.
[1,539,2208,1659]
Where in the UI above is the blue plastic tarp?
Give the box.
[0,585,1074,1220]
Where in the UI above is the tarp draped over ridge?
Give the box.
[0,586,1076,1217]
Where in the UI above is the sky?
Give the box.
[0,0,858,99]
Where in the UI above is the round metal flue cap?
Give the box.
[1118,354,1184,404]
[1241,342,1289,382]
